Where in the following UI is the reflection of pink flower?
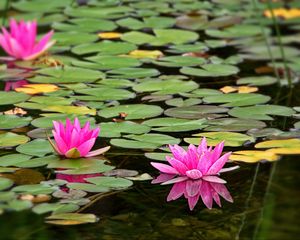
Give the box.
[50,118,110,158]
[56,173,102,183]
[4,79,28,91]
[152,174,233,210]
[151,138,238,182]
[0,19,55,60]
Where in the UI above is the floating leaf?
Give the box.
[16,139,53,157]
[228,105,295,120]
[0,177,13,190]
[185,132,255,147]
[229,150,280,163]
[204,118,266,132]
[15,84,59,94]
[0,132,30,148]
[127,50,163,59]
[0,91,30,105]
[98,32,122,39]
[133,79,198,95]
[86,176,133,189]
[46,213,98,225]
[99,104,163,120]
[0,115,32,130]
[143,118,208,132]
[180,64,239,77]
[237,76,277,86]
[164,105,228,119]
[203,93,270,107]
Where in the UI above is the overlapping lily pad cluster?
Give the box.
[0,0,300,224]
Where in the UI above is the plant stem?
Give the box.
[2,0,10,25]
[266,0,292,88]
[235,163,260,240]
[251,0,281,84]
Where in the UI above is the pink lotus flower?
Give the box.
[49,118,110,159]
[0,19,55,60]
[4,79,29,91]
[151,138,238,183]
[152,173,233,210]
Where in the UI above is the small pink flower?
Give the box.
[152,174,233,210]
[0,19,55,60]
[4,79,29,91]
[151,138,238,182]
[49,118,110,159]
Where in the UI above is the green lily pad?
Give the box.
[204,118,266,132]
[0,154,32,167]
[67,183,109,193]
[72,41,137,55]
[0,133,30,148]
[0,91,30,105]
[101,121,151,138]
[12,0,72,12]
[133,79,198,95]
[237,76,277,86]
[180,64,239,77]
[30,66,104,84]
[33,203,79,214]
[164,105,228,119]
[31,114,96,129]
[143,118,208,132]
[107,68,160,78]
[152,56,206,67]
[117,16,175,30]
[53,32,98,46]
[85,176,133,189]
[16,139,53,157]
[0,177,13,191]
[228,105,295,120]
[184,132,255,147]
[0,115,32,129]
[53,18,117,32]
[99,104,163,120]
[203,93,270,107]
[12,184,56,195]
[121,29,198,46]
[74,87,135,101]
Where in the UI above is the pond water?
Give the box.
[0,0,300,239]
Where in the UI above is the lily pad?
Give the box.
[228,105,295,120]
[0,115,32,129]
[203,93,270,107]
[16,139,53,157]
[180,64,239,77]
[164,105,228,119]
[184,132,255,147]
[133,79,198,95]
[204,118,266,132]
[0,91,30,105]
[0,133,30,148]
[99,104,163,120]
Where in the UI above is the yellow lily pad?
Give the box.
[15,84,58,94]
[98,32,122,39]
[127,50,164,59]
[229,150,280,163]
[255,139,300,148]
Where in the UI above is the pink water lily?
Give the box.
[152,174,233,210]
[0,19,55,60]
[49,118,110,159]
[151,138,238,182]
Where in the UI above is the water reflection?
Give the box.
[152,173,233,210]
[4,79,28,91]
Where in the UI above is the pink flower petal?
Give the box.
[202,175,227,184]
[150,162,179,175]
[77,138,96,157]
[151,173,176,184]
[185,179,202,197]
[168,157,189,175]
[210,182,233,203]
[186,169,203,179]
[187,195,200,211]
[206,152,231,175]
[85,146,110,157]
[167,182,185,201]
[200,181,213,209]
